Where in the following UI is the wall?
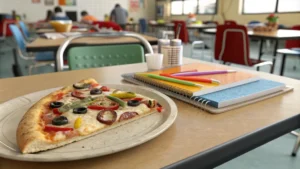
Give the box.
[169,0,300,26]
[0,0,155,22]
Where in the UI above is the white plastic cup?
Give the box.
[145,53,163,70]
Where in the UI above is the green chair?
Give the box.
[56,32,153,71]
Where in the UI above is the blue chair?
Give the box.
[18,21,30,39]
[9,24,54,75]
[139,18,147,33]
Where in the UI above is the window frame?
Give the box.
[170,0,219,16]
[242,0,300,15]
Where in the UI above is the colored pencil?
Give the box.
[172,70,237,76]
[160,73,220,84]
[147,74,203,87]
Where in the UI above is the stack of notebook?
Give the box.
[122,63,293,113]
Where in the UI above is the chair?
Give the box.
[9,24,55,75]
[277,25,300,76]
[0,19,16,39]
[214,24,272,70]
[172,20,189,43]
[93,21,122,31]
[139,18,147,34]
[18,21,30,40]
[56,32,153,71]
[224,20,237,25]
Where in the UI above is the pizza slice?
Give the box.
[17,78,163,154]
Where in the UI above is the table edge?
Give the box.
[163,113,300,169]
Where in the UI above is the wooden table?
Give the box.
[27,34,158,52]
[202,29,300,74]
[36,28,89,34]
[1,58,300,169]
[149,23,216,31]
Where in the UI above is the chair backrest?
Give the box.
[93,21,122,31]
[19,21,30,39]
[214,24,251,66]
[285,25,300,49]
[172,20,189,43]
[68,44,144,70]
[0,19,17,37]
[224,20,237,25]
[9,24,26,52]
[139,18,147,33]
[56,32,154,71]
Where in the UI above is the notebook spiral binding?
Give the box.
[128,74,211,111]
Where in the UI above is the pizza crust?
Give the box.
[17,78,97,154]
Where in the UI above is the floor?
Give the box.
[0,36,300,168]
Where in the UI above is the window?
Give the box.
[243,0,300,14]
[171,0,218,15]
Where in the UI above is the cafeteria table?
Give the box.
[202,28,300,74]
[1,57,300,169]
[36,28,90,34]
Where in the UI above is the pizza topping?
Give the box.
[97,110,117,125]
[71,90,86,99]
[74,117,82,129]
[157,102,162,107]
[73,83,91,89]
[100,86,110,92]
[106,95,125,107]
[90,88,102,95]
[53,108,63,115]
[147,100,156,108]
[52,116,69,126]
[127,100,140,107]
[91,83,100,88]
[44,126,73,132]
[110,91,136,99]
[59,96,94,112]
[50,101,64,108]
[88,101,119,110]
[119,112,139,122]
[73,107,88,114]
[157,107,163,113]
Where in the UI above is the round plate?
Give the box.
[0,84,177,162]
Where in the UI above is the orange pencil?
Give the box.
[160,73,220,84]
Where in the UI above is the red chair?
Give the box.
[214,24,272,71]
[0,19,17,38]
[276,25,300,76]
[92,21,122,31]
[224,20,237,25]
[172,20,189,43]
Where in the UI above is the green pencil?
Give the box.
[147,74,203,87]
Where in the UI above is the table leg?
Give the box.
[257,39,264,71]
[271,40,279,74]
[280,54,286,76]
[12,48,23,77]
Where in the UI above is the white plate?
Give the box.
[0,84,177,162]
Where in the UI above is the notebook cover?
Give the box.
[196,79,286,108]
[134,63,259,96]
[122,73,293,114]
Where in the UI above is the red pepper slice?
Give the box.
[156,107,163,113]
[91,83,100,88]
[55,93,64,100]
[44,126,73,132]
[71,90,86,99]
[88,103,119,110]
[100,86,110,92]
[53,108,62,115]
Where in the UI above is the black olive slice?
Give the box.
[52,116,68,126]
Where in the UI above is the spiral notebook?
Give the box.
[134,63,259,97]
[122,73,293,114]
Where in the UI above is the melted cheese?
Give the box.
[53,87,155,138]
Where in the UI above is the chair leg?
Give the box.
[28,65,34,75]
[292,134,300,156]
[280,54,287,76]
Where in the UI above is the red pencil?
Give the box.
[160,73,220,84]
